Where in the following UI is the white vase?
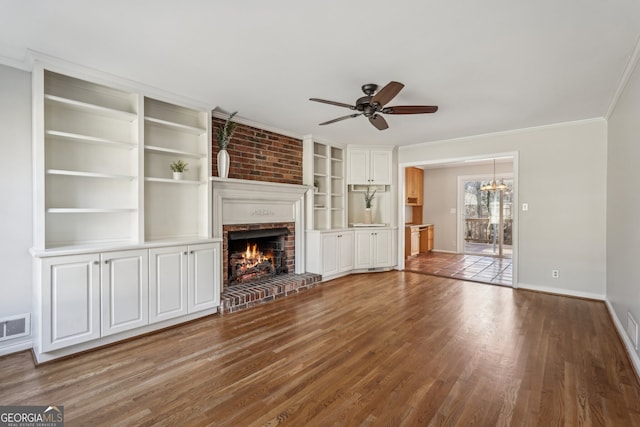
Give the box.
[217,149,230,178]
[173,171,183,180]
[364,208,373,224]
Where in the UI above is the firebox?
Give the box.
[227,227,290,285]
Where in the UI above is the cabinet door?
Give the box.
[101,249,149,337]
[411,230,420,256]
[338,231,354,273]
[41,254,101,352]
[321,233,339,276]
[369,150,392,185]
[354,230,373,269]
[373,229,393,267]
[347,148,370,184]
[188,242,221,313]
[149,246,188,323]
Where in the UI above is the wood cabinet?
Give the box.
[421,225,434,253]
[404,225,434,258]
[405,167,423,206]
[100,249,149,337]
[354,228,394,270]
[347,147,393,185]
[306,230,354,278]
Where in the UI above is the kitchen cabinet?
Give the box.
[354,228,394,269]
[306,230,354,278]
[421,225,434,253]
[405,226,421,257]
[347,146,393,185]
[101,249,149,337]
[405,167,423,206]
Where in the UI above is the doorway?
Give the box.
[460,176,513,258]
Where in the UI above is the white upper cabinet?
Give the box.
[347,146,393,185]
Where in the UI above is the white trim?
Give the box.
[398,117,606,150]
[605,299,640,380]
[606,34,640,119]
[0,338,33,357]
[0,53,30,71]
[517,282,605,301]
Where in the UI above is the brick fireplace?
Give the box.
[222,222,295,288]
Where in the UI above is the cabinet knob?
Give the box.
[184,251,188,255]
[93,261,99,265]
[104,260,109,264]
[190,250,194,254]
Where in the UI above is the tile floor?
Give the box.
[404,252,513,287]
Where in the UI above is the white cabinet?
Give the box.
[188,242,221,313]
[39,254,101,352]
[303,137,346,230]
[354,228,395,270]
[149,246,188,323]
[306,230,354,278]
[347,147,393,185]
[148,242,220,321]
[101,249,149,337]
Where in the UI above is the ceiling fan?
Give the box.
[310,81,438,130]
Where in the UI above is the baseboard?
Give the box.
[605,299,640,381]
[431,249,457,254]
[0,337,32,357]
[517,282,605,301]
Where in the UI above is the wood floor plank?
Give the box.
[1,271,640,425]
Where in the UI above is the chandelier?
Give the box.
[481,159,508,192]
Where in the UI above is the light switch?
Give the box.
[522,203,529,211]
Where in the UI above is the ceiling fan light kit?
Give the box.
[310,81,438,130]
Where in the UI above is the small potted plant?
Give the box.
[364,187,376,224]
[170,160,189,180]
[314,178,320,192]
[215,111,238,178]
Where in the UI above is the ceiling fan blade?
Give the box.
[382,105,439,114]
[370,81,404,107]
[319,113,362,126]
[309,98,356,110]
[369,114,389,130]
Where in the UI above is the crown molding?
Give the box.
[211,110,304,141]
[606,34,640,119]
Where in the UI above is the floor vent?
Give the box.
[0,314,30,342]
[627,313,638,350]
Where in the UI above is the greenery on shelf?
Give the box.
[364,187,376,209]
[216,111,238,150]
[170,159,189,172]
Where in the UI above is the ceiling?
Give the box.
[1,1,639,146]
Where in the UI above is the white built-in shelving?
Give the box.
[303,136,346,230]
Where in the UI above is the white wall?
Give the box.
[422,162,513,252]
[607,57,640,364]
[399,119,607,298]
[0,64,33,353]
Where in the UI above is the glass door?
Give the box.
[462,178,513,257]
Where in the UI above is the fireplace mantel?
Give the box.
[211,177,311,274]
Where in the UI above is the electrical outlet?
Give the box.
[552,269,559,279]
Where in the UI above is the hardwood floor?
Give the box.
[2,272,639,426]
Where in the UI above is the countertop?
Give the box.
[405,223,433,228]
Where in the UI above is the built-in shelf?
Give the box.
[44,94,137,121]
[46,169,136,180]
[144,177,206,185]
[46,130,135,148]
[47,208,136,214]
[144,145,206,159]
[144,116,207,135]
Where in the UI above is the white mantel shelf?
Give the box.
[211,177,311,274]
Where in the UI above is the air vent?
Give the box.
[0,314,30,342]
